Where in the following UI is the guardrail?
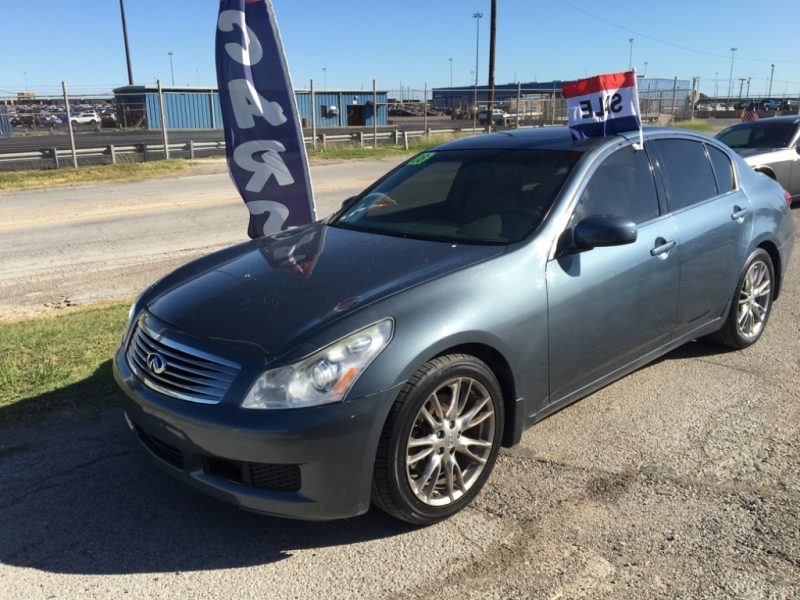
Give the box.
[0,126,490,171]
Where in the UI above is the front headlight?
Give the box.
[241,319,394,410]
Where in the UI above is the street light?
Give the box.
[644,61,648,78]
[727,47,737,99]
[323,67,327,89]
[768,63,774,97]
[628,38,634,71]
[167,52,174,86]
[473,12,483,86]
[714,71,719,99]
[449,58,453,88]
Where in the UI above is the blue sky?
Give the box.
[1,0,798,100]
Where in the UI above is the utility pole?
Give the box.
[768,64,774,97]
[119,0,134,85]
[738,78,746,99]
[487,0,497,116]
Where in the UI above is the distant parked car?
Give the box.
[36,113,60,126]
[478,108,511,125]
[760,99,782,111]
[716,115,800,203]
[70,112,99,126]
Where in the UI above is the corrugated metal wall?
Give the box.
[0,106,11,136]
[115,86,387,130]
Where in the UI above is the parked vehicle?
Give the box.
[114,126,794,525]
[760,99,782,111]
[478,108,511,125]
[716,115,800,202]
[70,112,99,125]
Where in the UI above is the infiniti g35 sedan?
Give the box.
[114,126,794,525]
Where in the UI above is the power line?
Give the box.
[558,0,799,63]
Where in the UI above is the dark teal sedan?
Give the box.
[114,127,794,524]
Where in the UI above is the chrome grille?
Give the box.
[127,320,240,404]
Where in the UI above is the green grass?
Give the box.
[0,301,131,428]
[667,120,715,132]
[306,135,457,160]
[0,160,193,192]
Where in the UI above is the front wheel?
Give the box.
[372,354,504,525]
[709,248,774,349]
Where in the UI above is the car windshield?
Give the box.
[330,148,581,244]
[716,120,799,149]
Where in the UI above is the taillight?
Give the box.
[783,189,792,206]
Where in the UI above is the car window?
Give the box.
[651,139,718,212]
[716,121,798,149]
[333,149,581,244]
[573,145,659,225]
[706,145,735,195]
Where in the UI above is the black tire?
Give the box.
[708,248,774,349]
[371,354,504,525]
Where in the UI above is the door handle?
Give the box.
[731,206,750,220]
[650,239,676,257]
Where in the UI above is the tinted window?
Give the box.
[716,121,799,149]
[706,145,735,195]
[652,139,718,212]
[333,149,581,243]
[574,145,659,224]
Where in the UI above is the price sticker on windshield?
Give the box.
[407,152,435,166]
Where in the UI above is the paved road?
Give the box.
[0,166,798,599]
[0,157,406,321]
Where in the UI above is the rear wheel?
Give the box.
[709,248,774,349]
[372,354,504,525]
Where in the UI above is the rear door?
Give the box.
[649,138,752,339]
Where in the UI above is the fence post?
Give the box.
[403,131,409,150]
[358,131,364,147]
[373,79,378,149]
[671,77,678,121]
[110,144,117,165]
[62,81,78,169]
[142,143,149,162]
[51,148,60,169]
[189,140,195,159]
[310,79,317,151]
[423,83,428,136]
[393,130,400,145]
[321,133,327,149]
[157,79,170,159]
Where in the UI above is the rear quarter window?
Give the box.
[706,145,735,195]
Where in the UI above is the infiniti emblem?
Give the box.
[146,352,168,374]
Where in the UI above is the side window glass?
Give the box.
[653,139,718,211]
[706,145,735,194]
[574,146,659,225]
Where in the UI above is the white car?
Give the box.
[70,112,99,125]
[479,108,511,125]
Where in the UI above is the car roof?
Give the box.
[721,115,800,129]
[429,125,711,153]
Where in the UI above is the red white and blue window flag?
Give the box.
[562,71,642,142]
[742,101,759,122]
[216,0,315,239]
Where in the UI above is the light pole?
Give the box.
[643,61,648,78]
[714,72,718,99]
[727,47,737,100]
[167,52,174,86]
[449,58,453,88]
[473,12,483,86]
[323,67,327,88]
[628,38,634,71]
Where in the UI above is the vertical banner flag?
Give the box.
[562,71,642,141]
[216,0,315,239]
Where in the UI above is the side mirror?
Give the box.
[574,215,637,250]
[341,195,357,209]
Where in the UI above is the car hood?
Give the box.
[146,223,505,356]
[733,147,786,160]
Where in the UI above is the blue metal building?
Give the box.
[431,78,692,109]
[112,86,388,129]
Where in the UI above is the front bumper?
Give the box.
[113,339,399,521]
